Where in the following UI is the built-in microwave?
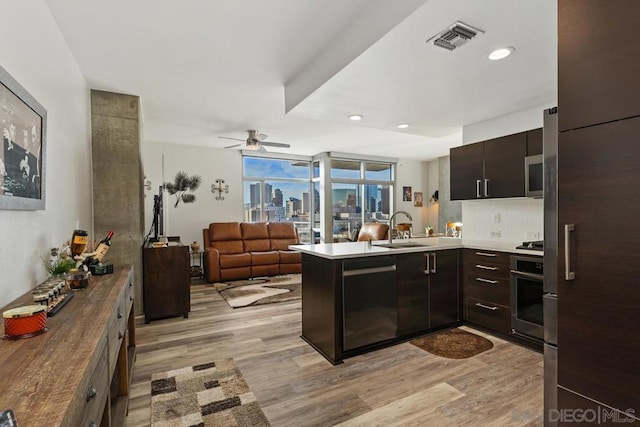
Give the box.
[525,154,543,198]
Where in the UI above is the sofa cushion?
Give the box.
[268,222,299,250]
[251,251,279,266]
[279,251,302,264]
[241,222,271,252]
[209,222,244,254]
[219,253,251,269]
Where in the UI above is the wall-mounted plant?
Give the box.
[164,171,202,207]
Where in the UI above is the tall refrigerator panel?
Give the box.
[543,107,558,426]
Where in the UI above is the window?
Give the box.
[243,156,313,243]
[330,157,394,242]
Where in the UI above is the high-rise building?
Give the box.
[264,183,273,207]
[250,183,261,208]
[273,188,283,207]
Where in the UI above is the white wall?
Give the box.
[394,158,429,234]
[0,2,91,307]
[460,105,550,242]
[141,142,244,247]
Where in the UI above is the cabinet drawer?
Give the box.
[466,261,510,280]
[67,338,109,427]
[464,249,510,266]
[466,273,510,306]
[108,290,128,375]
[466,297,511,335]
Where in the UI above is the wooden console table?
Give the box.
[0,265,136,426]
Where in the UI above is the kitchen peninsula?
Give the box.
[290,238,542,364]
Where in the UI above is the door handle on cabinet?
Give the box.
[475,302,498,311]
[475,264,497,270]
[475,252,497,257]
[484,179,489,197]
[475,277,498,284]
[424,253,430,275]
[476,180,482,198]
[431,253,437,274]
[564,224,575,280]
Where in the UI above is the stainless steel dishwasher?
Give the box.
[342,255,397,351]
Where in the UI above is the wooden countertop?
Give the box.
[0,265,132,426]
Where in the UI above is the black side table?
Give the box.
[189,250,204,282]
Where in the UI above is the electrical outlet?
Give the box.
[489,230,502,239]
[493,213,501,223]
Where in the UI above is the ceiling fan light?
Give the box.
[396,123,410,129]
[348,114,363,121]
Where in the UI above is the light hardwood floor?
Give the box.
[125,283,543,426]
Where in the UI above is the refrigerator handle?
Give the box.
[564,224,575,280]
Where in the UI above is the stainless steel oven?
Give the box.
[525,154,543,198]
[510,254,544,340]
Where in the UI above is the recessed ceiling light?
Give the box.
[396,123,410,129]
[489,47,515,60]
[348,114,363,121]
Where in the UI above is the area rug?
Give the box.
[410,328,494,359]
[213,274,301,308]
[150,359,270,427]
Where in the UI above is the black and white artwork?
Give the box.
[0,65,47,210]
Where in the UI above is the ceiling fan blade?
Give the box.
[261,141,291,148]
[224,143,243,149]
[218,136,245,142]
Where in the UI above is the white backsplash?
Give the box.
[461,198,543,243]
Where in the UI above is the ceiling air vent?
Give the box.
[427,21,484,51]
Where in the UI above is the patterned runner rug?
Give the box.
[150,359,270,426]
[410,328,494,359]
[213,274,301,308]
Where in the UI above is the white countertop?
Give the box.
[289,237,543,259]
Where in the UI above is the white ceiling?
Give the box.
[44,0,556,161]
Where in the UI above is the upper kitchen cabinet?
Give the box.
[526,128,542,156]
[450,132,526,200]
[558,1,640,132]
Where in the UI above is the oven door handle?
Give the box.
[510,270,544,281]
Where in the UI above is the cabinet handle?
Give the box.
[431,253,437,274]
[564,224,575,280]
[484,179,489,197]
[476,180,482,198]
[86,386,97,402]
[89,422,97,427]
[130,296,134,302]
[475,264,497,270]
[129,281,133,287]
[117,307,123,319]
[475,277,498,284]
[424,253,430,275]
[475,252,497,257]
[475,302,498,311]
[118,329,125,340]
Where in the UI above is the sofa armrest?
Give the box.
[203,247,221,283]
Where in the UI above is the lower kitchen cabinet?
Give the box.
[463,249,511,335]
[396,249,460,335]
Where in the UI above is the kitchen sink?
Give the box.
[373,241,431,249]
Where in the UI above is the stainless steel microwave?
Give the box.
[525,154,543,198]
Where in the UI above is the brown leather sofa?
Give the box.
[202,221,302,283]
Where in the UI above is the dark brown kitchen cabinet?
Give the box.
[428,249,460,328]
[526,128,542,156]
[463,249,511,335]
[450,132,526,200]
[450,142,484,200]
[556,116,640,418]
[143,244,190,323]
[558,1,640,132]
[396,249,459,335]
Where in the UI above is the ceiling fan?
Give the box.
[219,130,291,151]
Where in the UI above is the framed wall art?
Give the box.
[402,186,412,201]
[0,64,47,210]
[414,192,423,207]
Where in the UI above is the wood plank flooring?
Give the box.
[125,283,543,426]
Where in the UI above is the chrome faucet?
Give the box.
[389,210,413,244]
